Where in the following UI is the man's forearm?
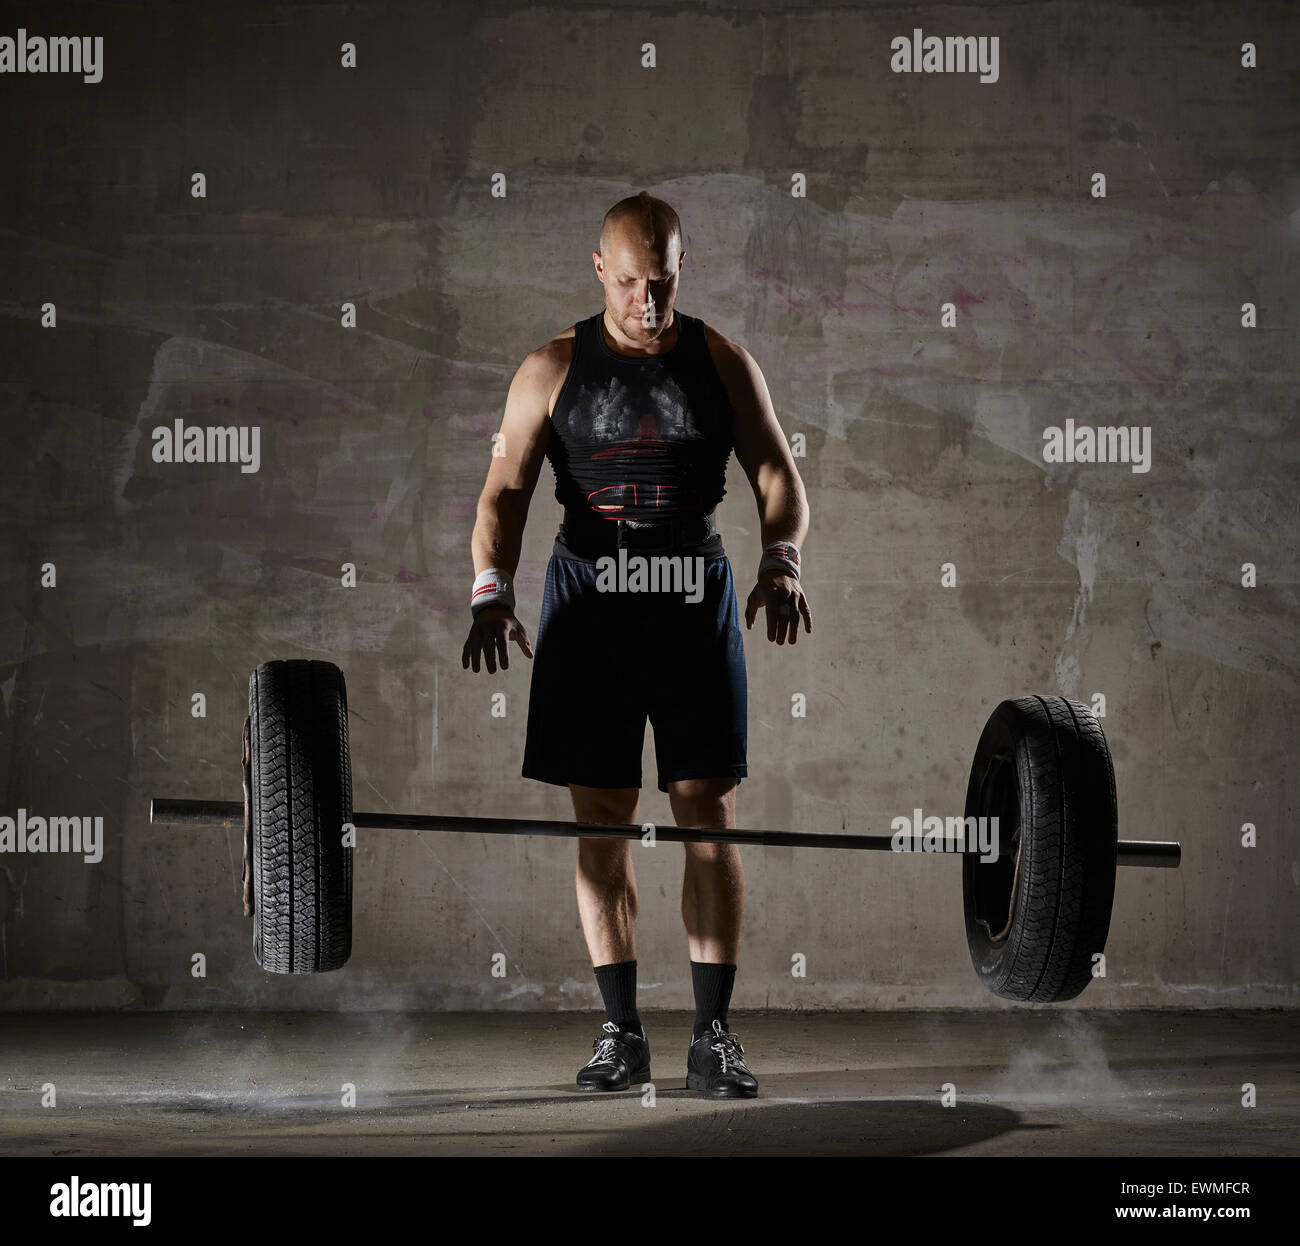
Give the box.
[757,469,809,552]
[471,491,529,577]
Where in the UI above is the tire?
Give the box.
[962,695,1117,1002]
[249,659,353,973]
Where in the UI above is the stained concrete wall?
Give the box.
[0,1,1296,1011]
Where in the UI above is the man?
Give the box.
[462,191,811,1098]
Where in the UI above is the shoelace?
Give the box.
[586,1020,623,1067]
[704,1020,749,1075]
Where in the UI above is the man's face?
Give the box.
[594,226,683,342]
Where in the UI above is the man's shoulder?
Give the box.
[530,320,582,370]
[700,320,759,387]
[701,319,751,365]
[522,322,585,414]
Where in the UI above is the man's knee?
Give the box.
[571,786,638,900]
[576,834,633,874]
[681,841,742,872]
[570,783,640,825]
[668,776,738,828]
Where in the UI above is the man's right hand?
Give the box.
[462,606,535,673]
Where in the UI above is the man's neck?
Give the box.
[601,309,678,357]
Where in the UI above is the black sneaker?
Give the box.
[686,1019,758,1098]
[576,1021,651,1091]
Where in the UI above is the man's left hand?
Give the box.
[744,570,813,645]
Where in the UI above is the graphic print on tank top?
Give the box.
[546,311,734,521]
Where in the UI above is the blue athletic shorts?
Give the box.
[521,546,748,793]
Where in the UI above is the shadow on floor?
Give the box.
[34,1076,1028,1156]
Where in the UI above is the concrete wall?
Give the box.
[1,0,1296,1011]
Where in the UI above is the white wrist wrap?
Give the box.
[758,541,801,580]
[471,567,516,616]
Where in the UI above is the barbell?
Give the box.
[150,659,1180,1003]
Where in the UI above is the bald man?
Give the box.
[463,191,811,1099]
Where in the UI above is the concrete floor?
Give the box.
[2,1010,1294,1157]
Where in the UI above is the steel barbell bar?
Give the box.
[149,796,1181,867]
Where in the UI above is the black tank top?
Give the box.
[545,310,734,521]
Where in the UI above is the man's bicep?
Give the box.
[720,341,793,492]
[486,352,553,497]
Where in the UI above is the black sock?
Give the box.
[691,960,737,1039]
[594,960,641,1034]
